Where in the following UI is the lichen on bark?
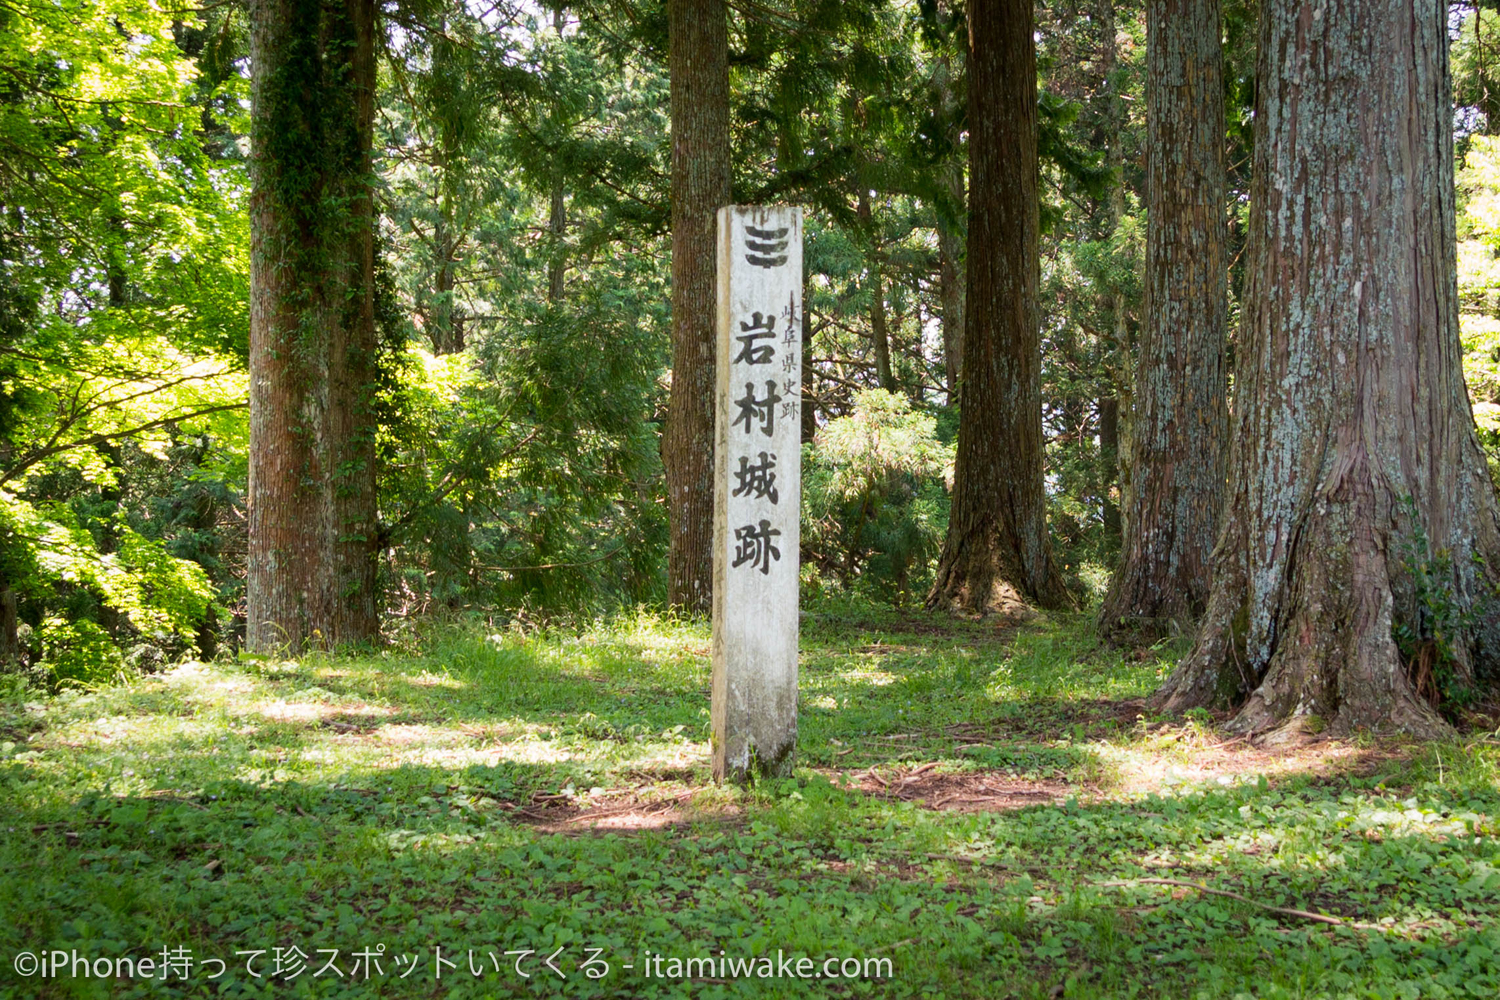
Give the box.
[1154,0,1500,739]
[1099,0,1227,640]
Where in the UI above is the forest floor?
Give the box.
[3,600,1500,999]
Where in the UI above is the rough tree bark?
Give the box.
[1099,0,1227,636]
[1155,0,1500,738]
[926,0,1070,615]
[246,0,380,652]
[663,0,730,613]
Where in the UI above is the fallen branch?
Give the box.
[868,937,916,955]
[1101,878,1379,929]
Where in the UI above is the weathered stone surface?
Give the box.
[712,205,802,784]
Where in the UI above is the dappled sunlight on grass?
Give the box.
[4,603,1500,997]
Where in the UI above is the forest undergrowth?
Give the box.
[2,598,1499,998]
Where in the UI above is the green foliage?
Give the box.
[803,390,952,603]
[37,617,125,686]
[373,3,670,617]
[1392,497,1479,712]
[1,491,213,685]
[0,0,246,670]
[376,258,669,614]
[1458,134,1500,490]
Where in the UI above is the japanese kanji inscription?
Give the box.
[712,205,802,784]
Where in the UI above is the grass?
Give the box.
[2,597,1499,998]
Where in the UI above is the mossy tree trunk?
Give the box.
[927,0,1069,615]
[246,0,380,652]
[1155,0,1500,738]
[663,0,730,614]
[1099,0,1227,637]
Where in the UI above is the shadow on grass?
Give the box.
[4,755,1500,999]
[6,611,1500,996]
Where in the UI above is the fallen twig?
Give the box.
[1102,878,1379,929]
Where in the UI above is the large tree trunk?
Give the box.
[1099,0,1227,637]
[663,0,730,613]
[1155,0,1500,739]
[246,0,380,652]
[927,0,1069,615]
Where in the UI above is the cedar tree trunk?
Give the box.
[246,0,380,652]
[927,0,1070,615]
[1155,0,1500,738]
[663,0,730,613]
[1100,0,1228,636]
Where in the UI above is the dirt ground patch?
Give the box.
[848,763,1076,811]
[506,787,736,832]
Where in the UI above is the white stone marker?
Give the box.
[712,204,803,783]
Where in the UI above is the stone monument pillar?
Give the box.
[711,205,803,784]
